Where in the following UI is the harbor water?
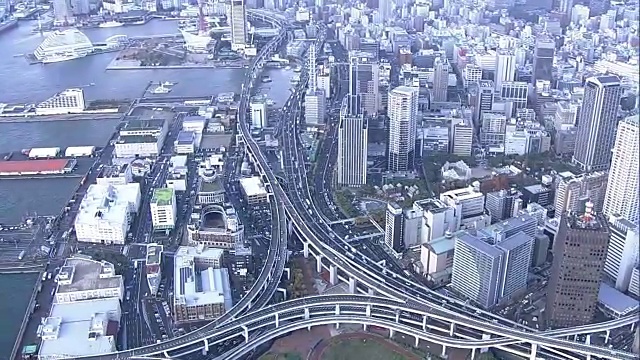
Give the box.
[0,17,296,352]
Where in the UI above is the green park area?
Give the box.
[320,338,414,360]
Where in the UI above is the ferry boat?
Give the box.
[161,81,176,86]
[99,21,124,28]
[261,76,272,83]
[151,85,171,94]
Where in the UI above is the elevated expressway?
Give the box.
[236,13,639,360]
[74,11,637,360]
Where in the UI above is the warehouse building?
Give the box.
[29,147,61,159]
[64,146,95,157]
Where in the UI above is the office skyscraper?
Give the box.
[385,203,404,254]
[485,189,522,223]
[495,50,516,93]
[337,97,368,187]
[229,0,248,51]
[388,86,418,172]
[471,80,494,126]
[431,56,449,103]
[554,171,608,217]
[532,38,555,84]
[603,115,639,224]
[604,216,639,292]
[572,76,622,172]
[349,51,379,116]
[546,204,610,328]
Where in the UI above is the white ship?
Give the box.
[145,244,163,296]
[34,29,94,64]
[161,81,176,86]
[151,85,171,94]
[99,21,124,28]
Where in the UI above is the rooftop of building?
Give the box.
[199,177,224,193]
[175,245,224,260]
[456,232,504,258]
[174,251,231,307]
[523,183,552,194]
[566,209,607,231]
[414,198,450,213]
[440,186,484,201]
[98,164,129,178]
[588,75,620,86]
[480,214,536,238]
[146,243,163,266]
[56,256,123,293]
[239,176,268,197]
[598,283,640,315]
[117,135,159,144]
[152,188,174,206]
[425,231,464,254]
[176,130,196,143]
[0,159,72,173]
[75,183,140,227]
[495,232,533,251]
[39,298,119,359]
[121,118,165,131]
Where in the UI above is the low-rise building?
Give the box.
[150,188,177,232]
[187,204,244,249]
[420,231,458,286]
[55,256,124,304]
[173,245,232,323]
[96,164,133,186]
[238,176,268,205]
[174,131,197,154]
[114,118,168,159]
[74,183,141,245]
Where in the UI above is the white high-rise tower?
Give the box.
[229,0,247,51]
[304,44,326,127]
[603,114,639,224]
[388,86,418,172]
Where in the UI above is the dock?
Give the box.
[0,113,123,123]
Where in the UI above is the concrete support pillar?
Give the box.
[441,345,447,357]
[277,287,287,300]
[422,315,427,331]
[284,267,291,280]
[336,322,340,329]
[315,255,322,273]
[335,304,340,315]
[164,351,171,358]
[632,323,637,332]
[395,310,400,323]
[329,265,338,285]
[605,329,611,343]
[368,288,375,295]
[303,242,309,258]
[288,220,293,235]
[275,313,280,328]
[202,338,209,355]
[389,329,395,338]
[242,325,249,343]
[471,347,476,359]
[585,335,591,345]
[530,343,537,360]
[363,324,368,331]
[304,308,310,320]
[414,336,419,347]
[349,277,356,293]
[573,334,578,341]
[366,305,371,317]
[449,322,456,337]
[480,334,490,353]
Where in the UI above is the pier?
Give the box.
[9,273,42,360]
[0,113,123,123]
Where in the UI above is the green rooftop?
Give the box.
[152,188,174,206]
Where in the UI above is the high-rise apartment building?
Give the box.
[471,80,495,126]
[337,97,368,187]
[603,115,639,224]
[304,45,326,127]
[532,38,555,84]
[500,81,528,116]
[554,171,608,218]
[388,86,418,172]
[451,121,473,157]
[546,205,610,328]
[385,203,404,255]
[151,188,177,231]
[572,76,622,172]
[495,50,516,93]
[495,232,535,299]
[431,56,449,103]
[485,189,522,223]
[349,51,379,116]
[452,233,503,308]
[229,0,248,51]
[604,216,639,292]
